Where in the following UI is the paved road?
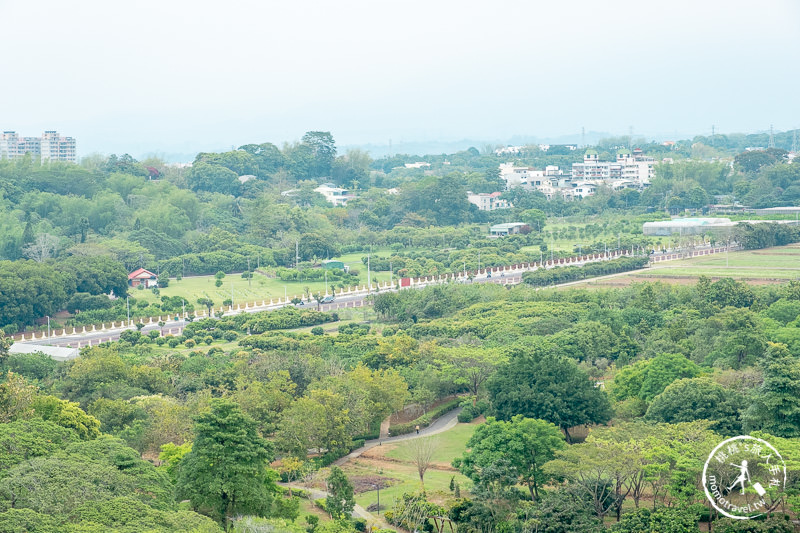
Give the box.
[334,407,463,466]
[16,245,736,350]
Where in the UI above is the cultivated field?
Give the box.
[583,243,800,288]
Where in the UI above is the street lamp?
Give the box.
[46,315,50,339]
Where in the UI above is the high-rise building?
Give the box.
[0,130,77,163]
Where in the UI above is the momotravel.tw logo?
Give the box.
[702,435,787,520]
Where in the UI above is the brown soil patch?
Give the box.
[349,474,396,494]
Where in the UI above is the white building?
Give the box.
[499,163,563,190]
[467,191,512,211]
[1,130,76,163]
[314,183,354,206]
[571,149,654,186]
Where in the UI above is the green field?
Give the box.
[134,268,394,308]
[585,244,800,288]
[339,423,477,514]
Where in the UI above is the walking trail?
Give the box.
[280,407,463,525]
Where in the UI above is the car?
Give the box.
[321,295,335,304]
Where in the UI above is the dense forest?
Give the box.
[2,275,800,530]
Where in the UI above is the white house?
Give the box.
[314,183,354,206]
[467,191,512,211]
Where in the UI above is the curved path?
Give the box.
[334,407,463,466]
[280,406,463,525]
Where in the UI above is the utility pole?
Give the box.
[295,240,299,269]
[230,281,234,307]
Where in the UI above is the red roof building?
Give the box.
[128,268,158,288]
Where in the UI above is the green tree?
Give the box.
[611,353,702,402]
[176,399,276,528]
[487,346,612,442]
[645,377,744,434]
[454,415,565,500]
[301,131,337,178]
[743,343,800,437]
[325,466,354,519]
[610,506,700,533]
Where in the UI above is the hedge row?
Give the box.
[388,398,462,436]
[522,256,649,287]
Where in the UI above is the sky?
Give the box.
[1,0,799,159]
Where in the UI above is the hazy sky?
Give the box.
[2,0,799,157]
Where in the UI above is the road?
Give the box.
[16,245,735,350]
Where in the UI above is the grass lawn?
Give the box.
[134,268,395,307]
[383,423,477,465]
[338,422,478,515]
[579,244,800,288]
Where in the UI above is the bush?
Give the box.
[223,331,238,342]
[203,336,213,345]
[158,278,169,288]
[167,337,180,348]
[310,326,324,336]
[184,339,196,348]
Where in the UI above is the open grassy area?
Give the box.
[338,422,478,514]
[581,243,800,288]
[134,268,394,307]
[383,423,477,465]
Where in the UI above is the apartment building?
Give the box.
[0,131,77,163]
[571,149,654,185]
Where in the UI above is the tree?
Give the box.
[197,297,215,316]
[436,346,504,405]
[22,233,60,262]
[454,416,565,500]
[326,466,355,520]
[405,436,439,488]
[487,345,612,442]
[524,485,603,533]
[645,377,744,434]
[609,506,700,533]
[611,353,702,402]
[186,162,241,195]
[743,343,800,438]
[0,333,11,361]
[176,399,276,528]
[302,131,337,178]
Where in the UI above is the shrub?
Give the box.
[167,337,180,348]
[184,339,196,348]
[310,326,324,336]
[223,331,238,342]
